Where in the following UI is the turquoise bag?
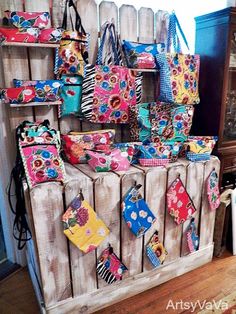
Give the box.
[130,103,152,142]
[60,75,83,117]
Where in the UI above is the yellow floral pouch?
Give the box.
[62,192,109,253]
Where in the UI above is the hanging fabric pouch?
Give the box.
[122,184,156,237]
[146,231,168,267]
[186,218,199,253]
[97,246,128,284]
[207,169,220,210]
[62,192,109,253]
[167,176,196,224]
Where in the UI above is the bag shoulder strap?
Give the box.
[62,0,86,34]
[167,12,189,53]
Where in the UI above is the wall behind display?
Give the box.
[97,0,228,53]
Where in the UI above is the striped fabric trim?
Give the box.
[135,72,143,104]
[80,64,96,120]
[139,158,170,167]
[186,152,211,162]
[96,262,117,284]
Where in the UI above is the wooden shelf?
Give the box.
[10,101,62,108]
[1,42,59,48]
[130,68,158,72]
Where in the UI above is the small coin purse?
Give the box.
[186,218,199,253]
[167,176,196,224]
[96,245,128,284]
[122,184,156,237]
[207,169,220,210]
[146,231,168,267]
[62,192,109,253]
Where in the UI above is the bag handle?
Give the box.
[62,0,86,35]
[97,22,120,66]
[167,12,189,53]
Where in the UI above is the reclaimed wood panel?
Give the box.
[135,165,168,271]
[155,10,169,46]
[164,161,187,263]
[138,7,154,43]
[30,183,72,307]
[99,1,118,28]
[120,5,137,42]
[47,244,214,314]
[52,0,64,28]
[115,167,144,277]
[180,160,204,256]
[199,156,220,248]
[77,164,120,288]
[64,163,97,296]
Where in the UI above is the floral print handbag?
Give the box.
[122,184,156,237]
[62,192,109,253]
[4,11,50,29]
[167,176,196,224]
[97,246,128,284]
[129,103,152,142]
[156,13,200,105]
[0,27,39,44]
[38,28,64,44]
[2,87,35,104]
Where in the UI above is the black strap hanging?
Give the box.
[62,0,86,35]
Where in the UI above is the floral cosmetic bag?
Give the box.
[61,129,115,164]
[146,231,168,267]
[123,40,165,69]
[0,27,39,44]
[97,246,128,284]
[13,79,63,102]
[86,147,133,172]
[2,87,35,104]
[186,218,199,253]
[186,136,218,154]
[5,11,50,29]
[62,192,109,253]
[167,176,196,224]
[122,184,156,237]
[38,28,64,43]
[207,169,220,211]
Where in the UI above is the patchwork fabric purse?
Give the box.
[130,103,152,142]
[0,27,39,44]
[97,246,128,284]
[86,148,133,172]
[61,129,115,164]
[207,169,220,210]
[4,11,50,29]
[167,176,196,224]
[185,136,218,162]
[156,13,200,105]
[18,121,66,189]
[62,192,109,253]
[81,22,142,123]
[146,231,168,267]
[122,40,165,69]
[13,79,63,102]
[38,28,64,43]
[56,0,88,77]
[2,87,35,104]
[59,75,83,117]
[122,184,156,237]
[186,218,199,253]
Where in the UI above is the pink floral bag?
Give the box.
[207,169,220,210]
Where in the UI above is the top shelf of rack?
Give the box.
[1,42,60,48]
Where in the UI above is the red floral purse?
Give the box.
[2,87,35,104]
[0,27,39,44]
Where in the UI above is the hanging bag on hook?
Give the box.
[56,0,89,77]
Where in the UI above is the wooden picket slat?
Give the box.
[164,161,187,263]
[76,164,120,288]
[180,160,205,256]
[115,167,144,277]
[30,182,72,307]
[119,5,137,41]
[155,10,170,46]
[138,7,154,43]
[52,0,64,28]
[64,163,97,296]
[99,1,118,28]
[199,156,221,248]
[135,165,168,271]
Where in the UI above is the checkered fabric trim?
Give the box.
[146,246,161,268]
[139,158,170,167]
[186,152,210,162]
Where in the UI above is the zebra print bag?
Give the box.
[81,22,142,123]
[96,246,128,284]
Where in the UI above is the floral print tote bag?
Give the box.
[62,192,109,253]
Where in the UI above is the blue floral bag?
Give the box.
[13,79,63,102]
[59,75,83,117]
[123,40,165,69]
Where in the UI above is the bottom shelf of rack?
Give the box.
[9,101,62,108]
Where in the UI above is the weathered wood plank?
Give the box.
[64,163,97,296]
[60,116,81,134]
[119,5,137,41]
[76,164,120,288]
[135,165,168,271]
[138,7,154,43]
[47,244,214,314]
[181,160,204,256]
[155,10,169,46]
[114,166,144,277]
[30,183,72,307]
[99,1,118,28]
[164,161,187,263]
[199,156,221,248]
[52,0,64,28]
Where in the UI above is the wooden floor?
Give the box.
[0,252,236,314]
